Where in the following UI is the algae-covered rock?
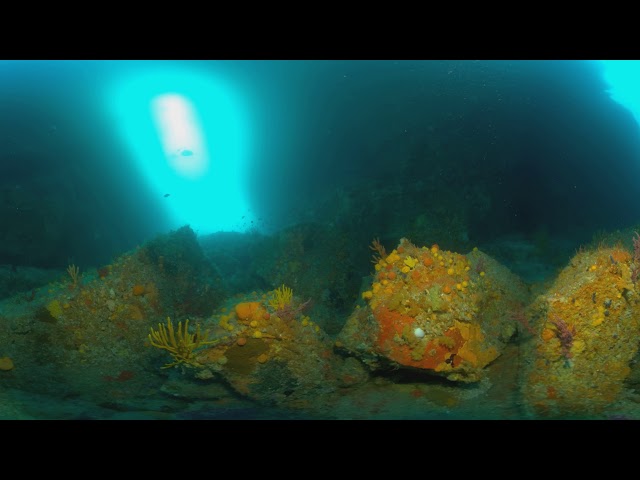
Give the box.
[137,225,226,316]
[193,289,344,408]
[0,226,227,401]
[337,238,529,382]
[252,223,361,335]
[520,246,640,417]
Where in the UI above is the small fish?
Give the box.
[180,149,193,156]
[164,193,171,198]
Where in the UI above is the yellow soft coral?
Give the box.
[46,300,63,320]
[268,284,293,311]
[148,317,217,369]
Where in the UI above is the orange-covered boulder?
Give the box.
[520,246,640,417]
[338,238,528,382]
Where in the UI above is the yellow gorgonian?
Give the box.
[268,284,293,311]
[148,317,217,369]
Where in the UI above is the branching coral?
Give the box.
[369,237,387,264]
[268,284,312,321]
[550,316,576,360]
[148,317,217,368]
[67,264,80,289]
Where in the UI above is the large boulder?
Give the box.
[337,238,529,382]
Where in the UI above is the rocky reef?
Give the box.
[3,226,640,419]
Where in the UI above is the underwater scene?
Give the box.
[3,59,640,420]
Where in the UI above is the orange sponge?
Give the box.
[235,302,261,321]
